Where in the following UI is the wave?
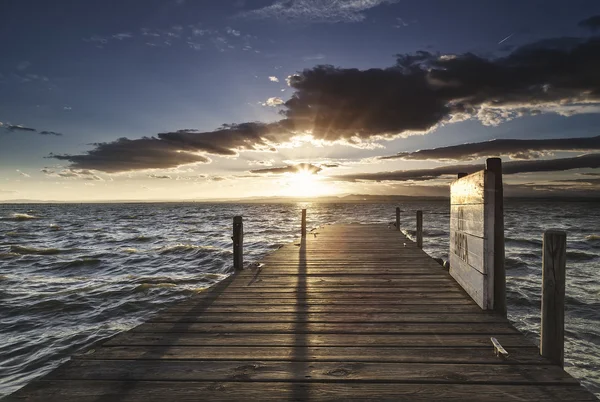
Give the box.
[57,258,102,269]
[585,234,600,241]
[567,251,599,261]
[121,247,139,253]
[0,252,21,259]
[135,283,177,291]
[7,213,38,221]
[506,237,543,247]
[157,244,228,255]
[9,245,62,255]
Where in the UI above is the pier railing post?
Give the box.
[233,216,243,270]
[395,207,400,231]
[486,157,506,317]
[301,209,307,237]
[416,210,423,249]
[541,229,567,366]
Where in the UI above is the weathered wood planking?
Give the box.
[449,170,496,309]
[6,224,596,401]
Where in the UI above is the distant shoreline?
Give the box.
[2,196,600,204]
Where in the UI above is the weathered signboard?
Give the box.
[449,170,496,309]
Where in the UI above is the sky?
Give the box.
[1,0,600,201]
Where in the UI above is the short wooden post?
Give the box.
[457,172,468,178]
[395,207,400,231]
[486,157,506,317]
[416,210,423,249]
[301,209,307,237]
[541,229,567,366]
[233,216,243,270]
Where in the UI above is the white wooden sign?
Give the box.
[449,170,496,309]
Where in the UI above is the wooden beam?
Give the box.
[233,216,243,270]
[486,157,506,317]
[301,209,307,237]
[416,210,423,249]
[541,229,567,367]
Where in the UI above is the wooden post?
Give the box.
[416,210,423,249]
[301,209,307,237]
[486,157,506,317]
[541,229,567,366]
[395,207,400,231]
[457,172,468,178]
[233,216,243,270]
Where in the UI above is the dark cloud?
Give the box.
[53,123,293,173]
[39,131,63,136]
[335,154,600,182]
[6,125,36,132]
[380,135,600,161]
[54,35,600,172]
[579,16,600,31]
[250,163,322,174]
[148,174,172,179]
[52,137,212,173]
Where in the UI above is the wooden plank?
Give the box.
[79,346,546,364]
[128,322,519,334]
[47,360,578,384]
[165,304,484,314]
[9,381,596,402]
[147,313,508,323]
[103,333,538,348]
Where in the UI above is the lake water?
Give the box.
[1,201,599,397]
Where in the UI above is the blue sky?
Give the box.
[1,0,600,200]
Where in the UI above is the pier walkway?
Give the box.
[7,224,597,401]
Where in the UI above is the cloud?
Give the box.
[0,189,19,194]
[6,125,36,132]
[226,27,241,36]
[39,131,63,136]
[63,106,72,110]
[302,53,326,61]
[335,154,600,182]
[54,34,600,172]
[268,76,279,82]
[148,174,172,179]
[239,0,399,23]
[579,16,600,31]
[112,33,133,40]
[16,61,31,70]
[263,97,284,107]
[250,163,322,174]
[380,135,600,161]
[16,170,31,178]
[51,122,297,172]
[41,168,103,181]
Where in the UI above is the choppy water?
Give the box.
[0,201,599,397]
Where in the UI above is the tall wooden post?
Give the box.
[486,157,506,317]
[301,209,307,237]
[395,207,400,231]
[541,229,567,366]
[233,216,243,270]
[416,210,423,249]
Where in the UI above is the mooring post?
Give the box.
[395,207,400,231]
[233,216,243,270]
[301,209,307,237]
[541,229,567,367]
[416,210,423,249]
[486,157,506,317]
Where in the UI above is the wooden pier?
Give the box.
[6,224,597,401]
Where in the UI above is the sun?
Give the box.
[282,169,332,197]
